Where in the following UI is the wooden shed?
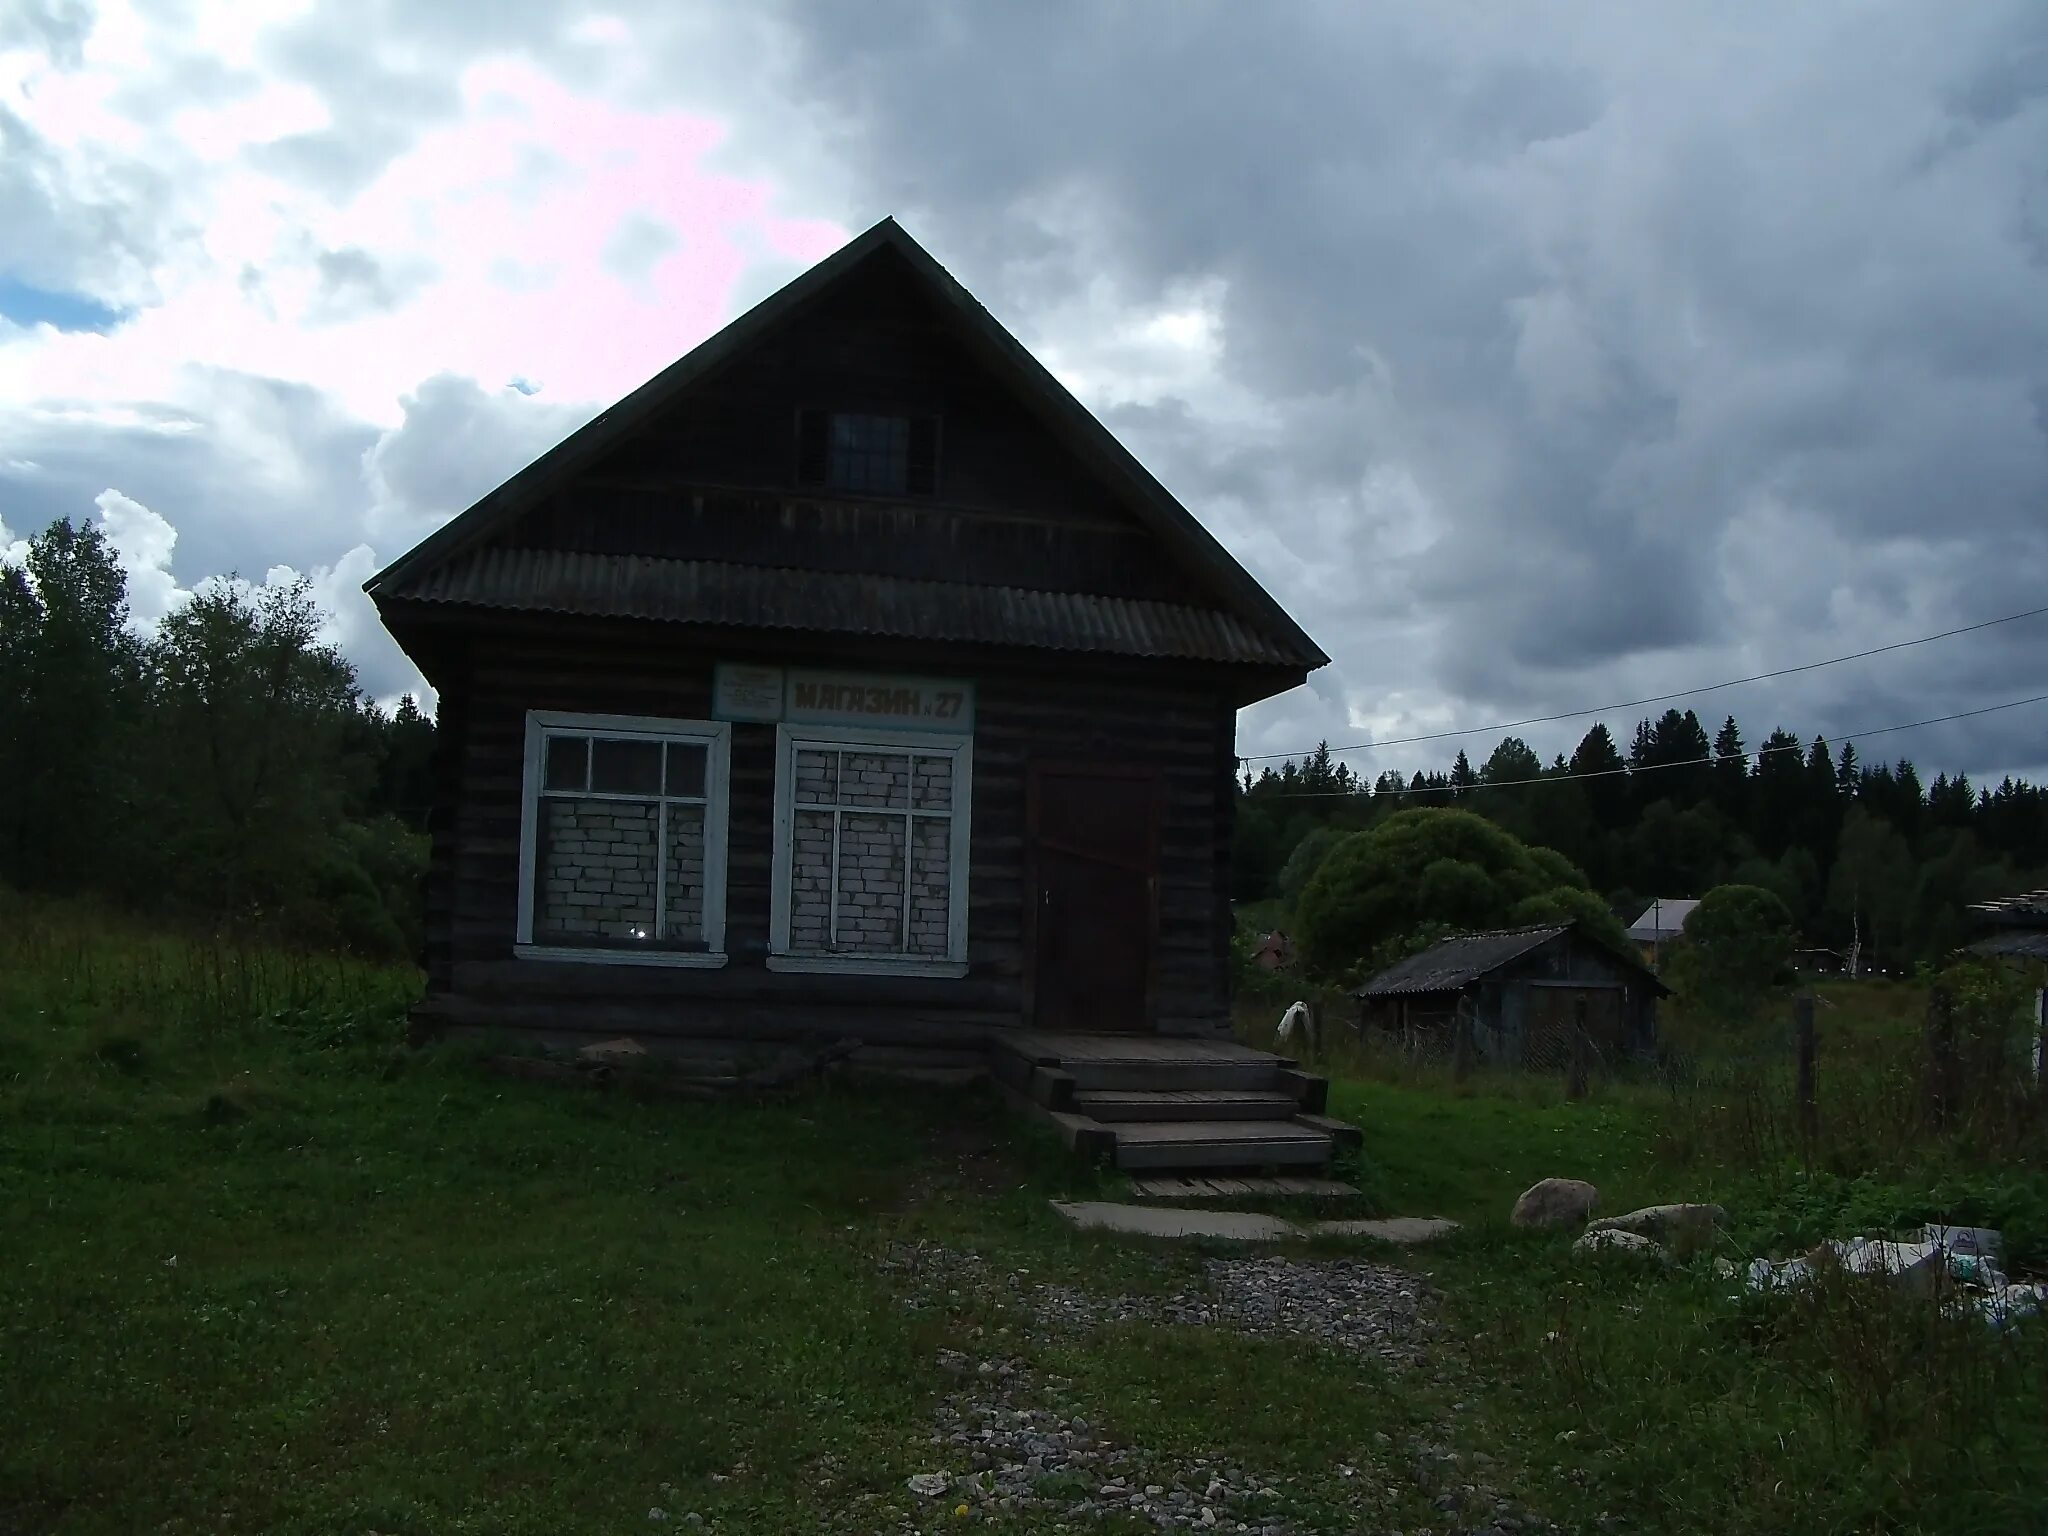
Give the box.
[365,217,1328,1090]
[1353,923,1666,1068]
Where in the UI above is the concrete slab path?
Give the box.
[1052,1201,1460,1244]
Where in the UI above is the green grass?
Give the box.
[6,898,2048,1534]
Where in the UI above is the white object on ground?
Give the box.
[906,1473,951,1497]
[1276,1001,1312,1046]
[1922,1224,2004,1266]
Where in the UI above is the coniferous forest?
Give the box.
[1235,709,2048,967]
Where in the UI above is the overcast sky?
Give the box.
[4,0,2045,785]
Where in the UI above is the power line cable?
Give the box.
[1250,691,2048,800]
[1238,602,2048,762]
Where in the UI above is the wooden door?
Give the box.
[1027,764,1159,1034]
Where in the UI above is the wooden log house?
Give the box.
[367,219,1339,1162]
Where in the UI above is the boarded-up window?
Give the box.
[775,732,968,967]
[521,716,728,956]
[796,410,939,496]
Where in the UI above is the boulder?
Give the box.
[1587,1203,1726,1241]
[1510,1178,1600,1229]
[1573,1227,1666,1261]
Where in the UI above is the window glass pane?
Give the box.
[788,809,835,953]
[792,748,838,806]
[834,813,906,953]
[663,803,706,944]
[911,755,953,811]
[839,750,909,808]
[544,734,588,792]
[535,799,657,942]
[591,737,662,794]
[665,741,707,798]
[827,412,909,494]
[909,818,951,956]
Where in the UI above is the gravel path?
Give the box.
[878,1242,1554,1535]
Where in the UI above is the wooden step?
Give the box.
[1074,1088,1301,1122]
[1057,1059,1284,1093]
[1108,1119,1334,1171]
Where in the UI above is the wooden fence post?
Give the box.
[2035,986,2047,1090]
[1924,984,1956,1132]
[1794,991,1817,1142]
[1566,997,1590,1101]
[1453,999,1476,1083]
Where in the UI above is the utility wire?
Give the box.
[1237,602,2048,762]
[1248,691,2048,800]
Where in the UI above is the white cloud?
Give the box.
[91,487,183,628]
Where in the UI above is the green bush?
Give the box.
[1295,807,1616,975]
[1663,884,1796,1020]
[1275,825,1345,906]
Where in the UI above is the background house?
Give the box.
[1353,922,1666,1067]
[1626,897,1699,969]
[365,218,1327,1075]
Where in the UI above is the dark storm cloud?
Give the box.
[8,1,2044,778]
[756,0,2048,780]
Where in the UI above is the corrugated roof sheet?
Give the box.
[385,546,1301,665]
[1969,889,2048,920]
[1969,930,2048,960]
[1626,898,1699,940]
[1353,925,1571,997]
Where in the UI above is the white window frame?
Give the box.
[768,722,972,978]
[516,710,731,968]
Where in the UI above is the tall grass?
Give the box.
[0,884,420,1044]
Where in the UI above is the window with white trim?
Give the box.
[518,712,730,963]
[770,726,970,972]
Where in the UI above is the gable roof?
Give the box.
[1626,898,1699,940]
[1353,921,1669,998]
[365,217,1326,672]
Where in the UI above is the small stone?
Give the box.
[1586,1203,1725,1240]
[1572,1227,1667,1261]
[907,1473,950,1497]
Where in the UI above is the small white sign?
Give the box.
[712,663,785,722]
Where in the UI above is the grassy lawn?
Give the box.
[6,904,2048,1533]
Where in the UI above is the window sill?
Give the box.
[766,954,969,979]
[515,945,729,970]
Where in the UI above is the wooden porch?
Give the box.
[990,1030,1358,1172]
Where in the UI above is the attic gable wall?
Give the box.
[491,251,1216,604]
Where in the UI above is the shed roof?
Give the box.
[366,217,1325,673]
[1968,889,2048,927]
[1354,922,1669,998]
[390,547,1303,664]
[1353,925,1568,997]
[1626,898,1699,940]
[1968,929,2048,960]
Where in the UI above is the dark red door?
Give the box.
[1028,764,1159,1034]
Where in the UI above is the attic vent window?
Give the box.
[797,409,939,496]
